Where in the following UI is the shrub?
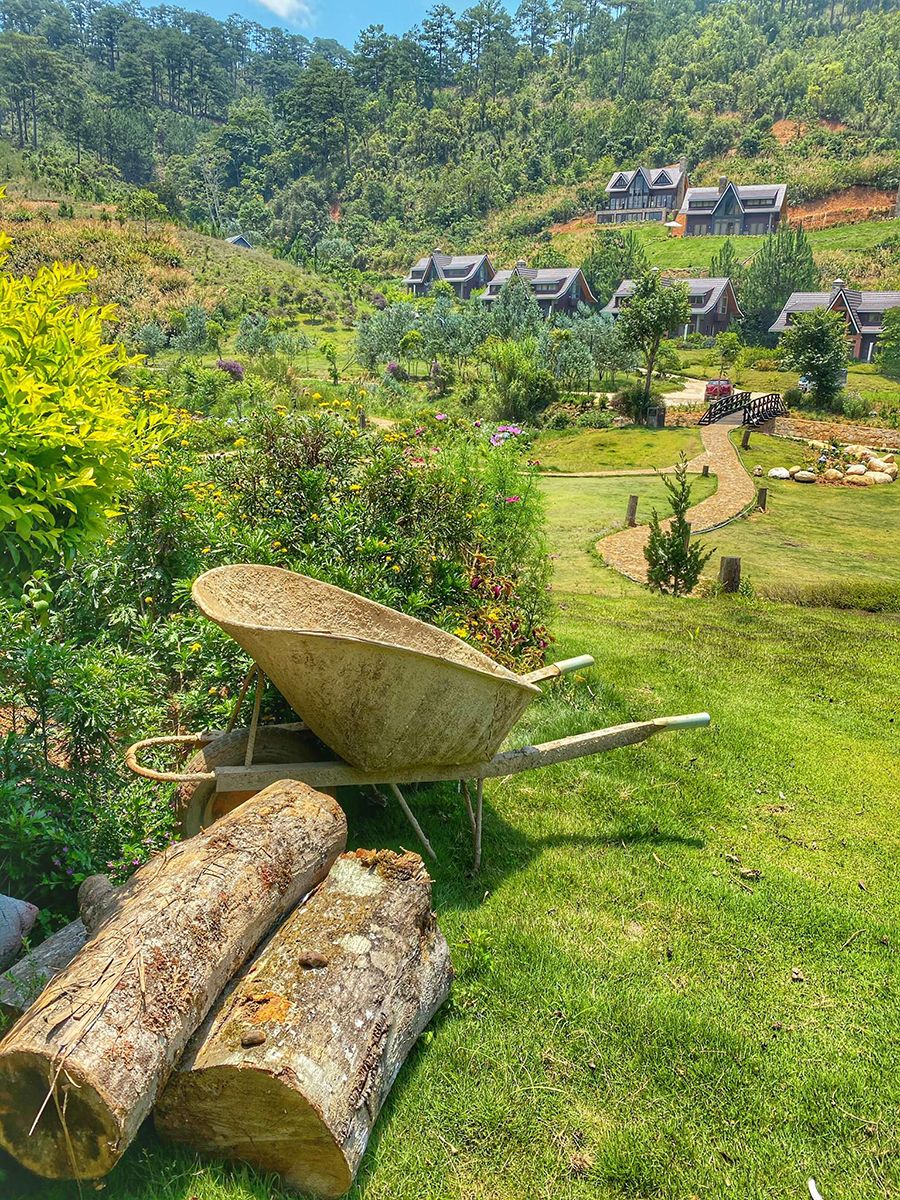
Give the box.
[0,242,175,580]
[644,454,714,596]
[841,391,868,420]
[783,385,803,408]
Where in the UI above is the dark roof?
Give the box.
[403,251,490,286]
[679,182,786,216]
[770,287,900,333]
[606,164,685,194]
[602,277,742,318]
[481,264,596,305]
[225,233,252,248]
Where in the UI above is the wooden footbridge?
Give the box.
[699,391,787,428]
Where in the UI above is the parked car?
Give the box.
[798,375,813,394]
[704,378,734,402]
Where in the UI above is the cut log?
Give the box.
[155,849,452,1198]
[0,877,118,1021]
[0,781,347,1180]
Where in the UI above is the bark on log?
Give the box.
[155,849,452,1198]
[0,781,347,1180]
[0,877,118,1020]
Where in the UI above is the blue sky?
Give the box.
[196,0,470,48]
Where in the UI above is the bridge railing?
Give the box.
[742,393,787,427]
[698,391,751,425]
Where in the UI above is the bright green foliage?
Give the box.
[715,330,741,376]
[617,271,690,402]
[877,308,900,379]
[0,240,173,576]
[778,306,849,408]
[644,453,713,595]
[480,337,559,421]
[121,189,168,234]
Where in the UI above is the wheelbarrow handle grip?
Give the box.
[521,655,595,685]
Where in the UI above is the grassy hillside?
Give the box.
[0,202,353,337]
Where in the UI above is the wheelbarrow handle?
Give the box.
[521,654,595,685]
[125,733,217,783]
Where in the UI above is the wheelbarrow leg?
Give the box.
[461,780,476,842]
[388,783,436,861]
[472,779,484,874]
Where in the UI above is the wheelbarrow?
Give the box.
[126,565,710,869]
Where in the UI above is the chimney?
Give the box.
[516,259,527,269]
[432,247,442,256]
[831,278,845,293]
[678,157,688,175]
[717,176,729,194]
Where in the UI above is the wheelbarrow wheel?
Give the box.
[174,726,332,837]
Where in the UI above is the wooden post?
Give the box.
[626,494,639,527]
[740,427,751,450]
[719,556,741,593]
[701,464,709,477]
[757,486,768,512]
[357,409,367,432]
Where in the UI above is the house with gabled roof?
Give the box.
[597,162,688,225]
[403,249,494,299]
[480,261,596,317]
[677,178,787,237]
[603,277,742,338]
[770,279,900,362]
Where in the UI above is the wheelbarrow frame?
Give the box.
[126,660,710,870]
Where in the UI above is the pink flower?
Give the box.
[435,413,448,421]
[503,495,521,504]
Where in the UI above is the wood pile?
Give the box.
[0,781,451,1197]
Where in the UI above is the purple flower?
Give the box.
[66,867,74,876]
[414,426,425,436]
[504,495,522,504]
[435,412,448,421]
[52,857,61,867]
[216,358,245,382]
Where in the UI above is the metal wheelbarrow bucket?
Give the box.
[192,564,555,774]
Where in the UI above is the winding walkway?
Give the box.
[596,415,757,584]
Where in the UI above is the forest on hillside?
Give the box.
[1,0,899,266]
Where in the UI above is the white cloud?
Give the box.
[255,0,315,27]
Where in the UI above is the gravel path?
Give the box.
[596,415,757,584]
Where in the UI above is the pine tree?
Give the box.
[490,271,543,338]
[738,224,817,343]
[709,238,743,284]
[644,453,714,595]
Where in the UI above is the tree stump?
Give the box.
[0,781,346,1180]
[155,849,452,1198]
[719,556,742,593]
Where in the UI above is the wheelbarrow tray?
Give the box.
[193,565,540,774]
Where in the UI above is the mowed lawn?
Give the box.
[6,478,900,1200]
[534,427,704,474]
[704,432,900,591]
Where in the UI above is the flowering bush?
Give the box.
[216,358,245,382]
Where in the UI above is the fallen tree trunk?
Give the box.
[0,877,119,1020]
[0,781,346,1180]
[155,849,452,1198]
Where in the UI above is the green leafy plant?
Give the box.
[644,454,714,596]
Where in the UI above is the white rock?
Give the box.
[845,463,867,476]
[768,467,791,479]
[867,457,889,473]
[787,465,803,477]
[794,470,817,483]
[823,468,844,481]
[885,464,898,480]
[884,454,895,463]
[866,471,893,484]
[752,465,763,477]
[845,474,871,487]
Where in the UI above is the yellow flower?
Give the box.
[144,596,153,603]
[453,627,469,639]
[201,546,211,554]
[233,437,246,448]
[310,513,319,521]
[208,686,217,695]
[391,564,401,572]
[313,392,322,400]
[190,642,201,653]
[349,484,361,492]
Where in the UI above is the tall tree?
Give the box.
[739,224,817,343]
[617,270,690,402]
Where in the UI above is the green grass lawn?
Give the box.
[695,432,900,593]
[541,217,900,279]
[6,469,899,1200]
[540,473,717,596]
[534,427,704,473]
